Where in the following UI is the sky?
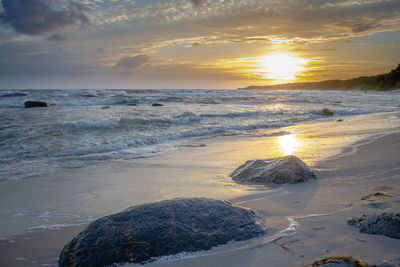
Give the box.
[0,0,399,89]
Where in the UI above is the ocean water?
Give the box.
[1,89,399,181]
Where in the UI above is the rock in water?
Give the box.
[347,213,400,239]
[59,198,265,267]
[24,101,50,108]
[322,108,334,116]
[152,103,163,106]
[231,155,317,185]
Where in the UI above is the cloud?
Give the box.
[114,54,150,72]
[46,33,68,42]
[192,42,201,48]
[97,47,106,53]
[190,0,207,8]
[0,0,90,35]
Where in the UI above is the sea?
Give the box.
[1,89,400,181]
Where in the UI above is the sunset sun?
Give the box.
[258,53,308,81]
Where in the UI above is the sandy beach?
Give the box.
[0,111,399,267]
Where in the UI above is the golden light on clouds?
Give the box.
[257,53,309,81]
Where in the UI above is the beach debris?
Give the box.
[59,198,265,267]
[337,119,343,122]
[231,155,317,185]
[152,103,163,106]
[101,105,110,109]
[347,213,400,239]
[356,238,367,242]
[313,226,326,230]
[321,108,334,116]
[274,238,299,253]
[24,101,50,108]
[310,256,368,266]
[361,192,392,200]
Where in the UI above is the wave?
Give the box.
[0,92,27,97]
[69,118,120,128]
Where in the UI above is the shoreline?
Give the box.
[0,111,399,266]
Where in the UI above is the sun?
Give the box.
[278,134,298,156]
[257,53,308,81]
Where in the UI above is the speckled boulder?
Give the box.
[231,155,317,185]
[348,213,400,239]
[59,198,265,267]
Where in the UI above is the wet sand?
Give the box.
[0,112,399,266]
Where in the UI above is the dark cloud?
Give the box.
[0,0,90,35]
[198,0,400,41]
[192,42,201,48]
[190,0,207,8]
[349,22,378,33]
[115,55,150,72]
[46,33,68,42]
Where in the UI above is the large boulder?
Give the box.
[59,198,265,267]
[347,213,400,239]
[24,101,50,108]
[231,155,317,185]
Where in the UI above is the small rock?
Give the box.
[337,119,343,122]
[347,213,400,239]
[24,101,50,108]
[152,103,163,106]
[101,105,110,109]
[59,198,265,267]
[322,108,334,116]
[231,155,317,185]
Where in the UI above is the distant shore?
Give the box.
[0,112,399,266]
[240,64,400,91]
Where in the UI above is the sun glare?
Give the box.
[258,53,308,81]
[278,134,298,156]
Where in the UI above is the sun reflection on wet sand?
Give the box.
[278,134,299,155]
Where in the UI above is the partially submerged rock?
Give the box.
[152,103,163,106]
[231,155,317,185]
[24,101,49,108]
[312,256,368,267]
[59,198,265,267]
[348,213,400,239]
[322,108,334,116]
